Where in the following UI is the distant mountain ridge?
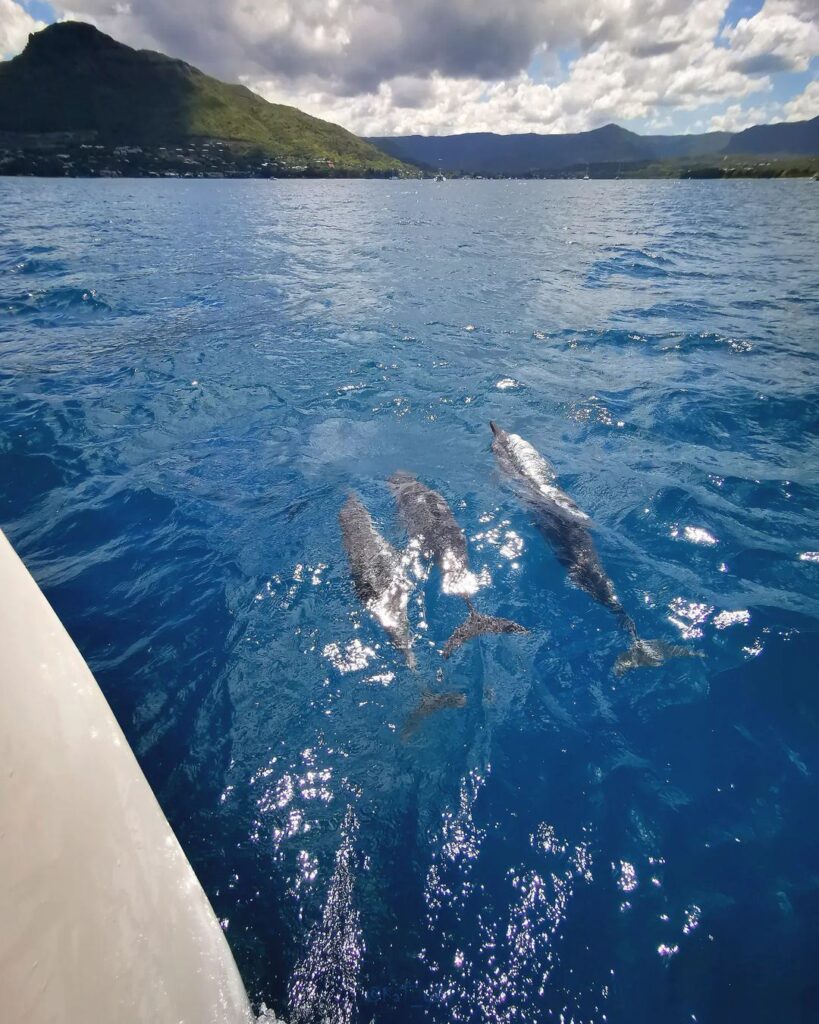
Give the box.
[724,116,819,155]
[368,116,819,175]
[0,21,406,174]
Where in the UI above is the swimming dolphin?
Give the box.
[388,471,527,658]
[339,492,416,669]
[489,421,697,674]
[401,690,467,741]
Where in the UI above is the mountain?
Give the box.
[0,21,406,175]
[724,115,819,156]
[639,132,733,160]
[367,124,730,175]
[368,117,818,175]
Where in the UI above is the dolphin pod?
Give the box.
[339,478,526,737]
[339,479,526,668]
[489,420,698,675]
[338,490,472,738]
[336,424,698,736]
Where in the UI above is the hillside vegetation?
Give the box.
[0,21,408,175]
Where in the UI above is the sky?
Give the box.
[2,0,817,137]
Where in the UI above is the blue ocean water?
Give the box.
[1,177,818,1024]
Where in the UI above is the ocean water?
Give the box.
[1,178,818,1024]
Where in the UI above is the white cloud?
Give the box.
[250,0,792,136]
[723,0,819,75]
[9,0,819,135]
[783,78,819,120]
[0,0,45,58]
[709,102,779,132]
[708,67,819,132]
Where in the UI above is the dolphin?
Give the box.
[489,421,698,674]
[388,471,527,658]
[401,690,467,741]
[339,492,416,669]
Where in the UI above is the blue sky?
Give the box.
[723,0,765,24]
[6,0,819,136]
[21,0,52,19]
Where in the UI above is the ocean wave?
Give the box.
[2,285,112,321]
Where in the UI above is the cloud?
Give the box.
[250,0,787,136]
[723,0,819,75]
[0,0,45,58]
[783,78,819,120]
[16,0,819,134]
[707,63,819,132]
[55,0,584,91]
[709,102,779,132]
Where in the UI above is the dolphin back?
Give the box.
[614,637,702,676]
[389,472,467,557]
[491,421,590,525]
[339,492,416,669]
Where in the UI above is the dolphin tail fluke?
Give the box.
[614,636,703,676]
[442,604,528,659]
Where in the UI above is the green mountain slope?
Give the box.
[0,21,406,174]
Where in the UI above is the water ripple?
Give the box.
[1,178,817,1024]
